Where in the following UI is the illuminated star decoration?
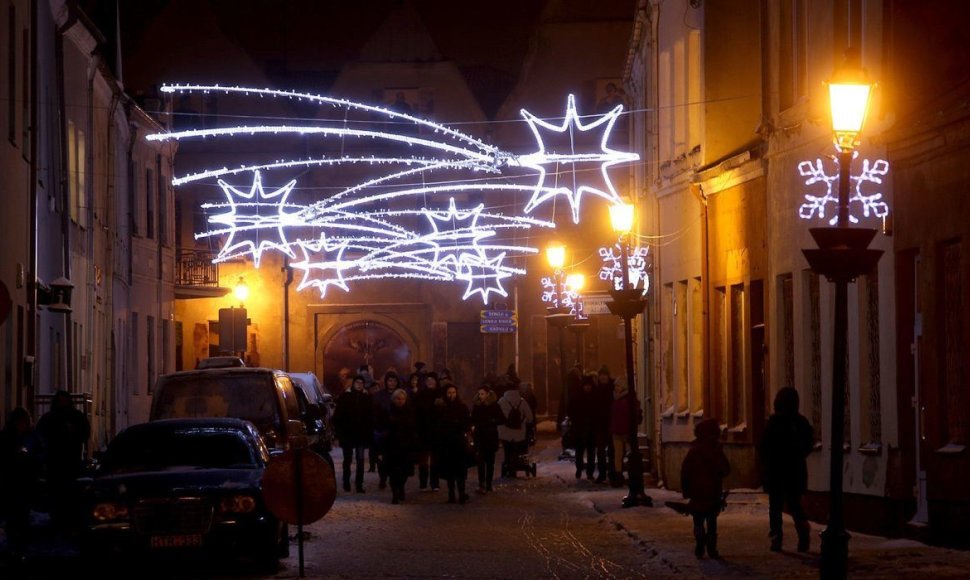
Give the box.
[514,94,640,223]
[599,243,649,295]
[147,84,641,302]
[206,171,299,267]
[797,152,890,225]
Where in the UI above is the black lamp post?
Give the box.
[801,51,881,580]
[605,203,652,508]
[545,243,574,458]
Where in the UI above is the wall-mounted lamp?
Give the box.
[37,276,74,314]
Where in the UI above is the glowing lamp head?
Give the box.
[233,277,250,303]
[828,49,873,151]
[546,243,566,270]
[565,273,585,293]
[609,203,635,235]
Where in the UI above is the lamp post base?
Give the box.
[621,443,652,508]
[820,527,850,580]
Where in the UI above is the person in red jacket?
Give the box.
[681,418,730,559]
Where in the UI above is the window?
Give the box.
[729,284,745,426]
[130,313,139,395]
[21,25,29,157]
[147,315,156,394]
[687,30,702,153]
[779,0,808,110]
[675,280,688,413]
[158,156,169,246]
[713,287,727,421]
[689,278,704,413]
[7,5,14,144]
[661,282,674,413]
[859,271,882,447]
[67,120,87,228]
[128,159,138,235]
[162,319,171,376]
[805,271,823,442]
[146,167,155,239]
[939,240,965,445]
[658,51,672,166]
[779,273,795,389]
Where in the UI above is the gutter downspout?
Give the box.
[694,183,712,417]
[283,257,292,371]
[56,9,77,393]
[26,0,40,408]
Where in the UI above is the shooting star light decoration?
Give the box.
[148,84,639,303]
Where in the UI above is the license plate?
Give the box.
[150,534,203,549]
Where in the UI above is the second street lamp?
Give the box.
[544,242,574,458]
[801,49,882,580]
[605,203,652,508]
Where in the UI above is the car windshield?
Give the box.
[103,427,257,473]
[153,373,281,432]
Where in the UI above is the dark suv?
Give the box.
[150,368,308,453]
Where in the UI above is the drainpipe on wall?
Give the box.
[55,9,77,393]
[693,183,712,418]
[283,257,292,372]
[26,0,40,408]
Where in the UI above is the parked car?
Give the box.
[80,418,288,566]
[150,367,308,452]
[287,372,335,459]
[196,356,246,369]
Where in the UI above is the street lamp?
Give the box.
[605,202,652,508]
[233,276,250,305]
[801,50,881,580]
[544,242,574,456]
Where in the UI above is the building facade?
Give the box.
[626,0,969,542]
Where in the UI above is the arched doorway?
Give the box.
[322,320,411,393]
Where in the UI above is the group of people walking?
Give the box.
[332,367,537,505]
[563,365,640,487]
[0,391,91,559]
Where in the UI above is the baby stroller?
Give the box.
[501,439,537,477]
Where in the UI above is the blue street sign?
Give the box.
[480,324,517,334]
[480,310,517,319]
[480,317,516,325]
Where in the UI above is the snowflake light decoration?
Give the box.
[148,84,640,303]
[540,275,585,318]
[797,152,890,225]
[599,243,649,295]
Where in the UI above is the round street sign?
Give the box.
[262,449,336,525]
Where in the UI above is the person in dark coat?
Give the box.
[412,373,442,490]
[375,389,419,504]
[37,390,89,527]
[568,375,599,480]
[333,376,374,493]
[373,372,401,490]
[681,418,731,559]
[0,407,44,560]
[471,387,503,492]
[760,387,814,552]
[434,385,473,504]
[592,366,615,483]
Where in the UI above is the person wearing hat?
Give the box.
[681,418,730,559]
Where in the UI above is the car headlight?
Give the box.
[92,501,129,521]
[219,494,257,513]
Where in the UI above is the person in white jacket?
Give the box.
[497,389,534,475]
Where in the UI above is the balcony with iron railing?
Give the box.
[175,249,230,299]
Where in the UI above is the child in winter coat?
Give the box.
[680,418,730,559]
